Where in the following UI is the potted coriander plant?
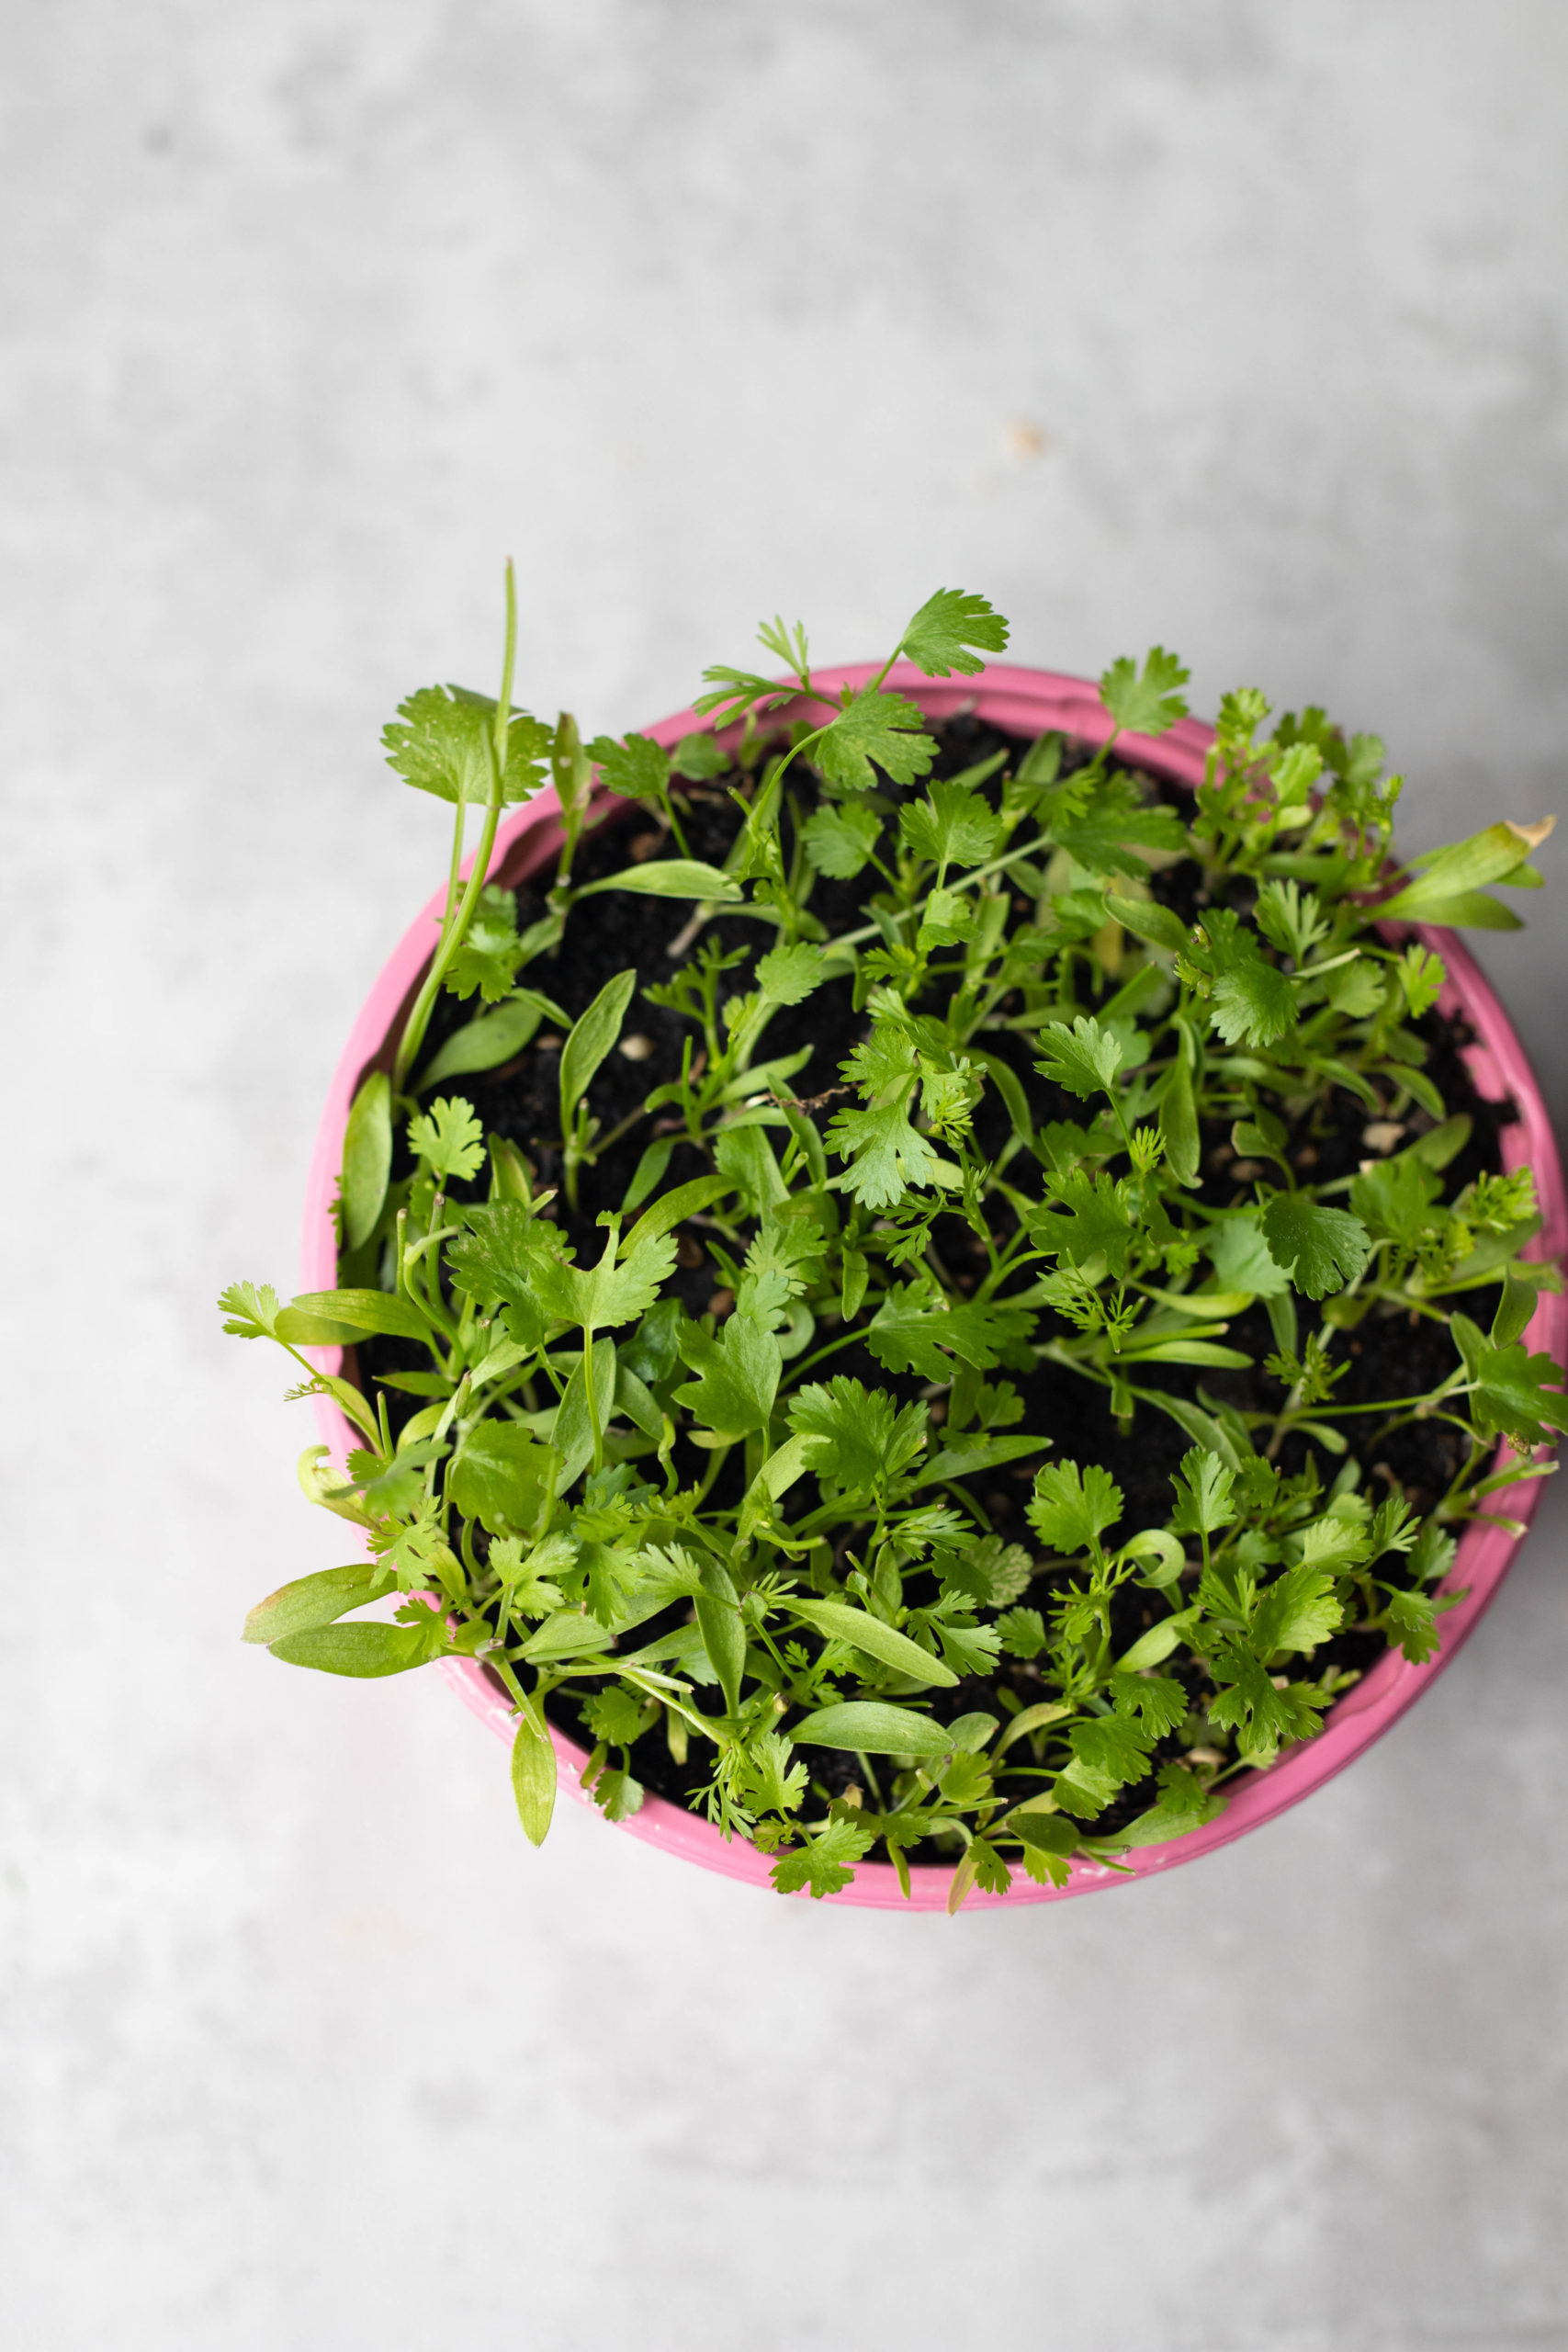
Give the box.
[222,571,1566,1909]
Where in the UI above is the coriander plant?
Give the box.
[223,571,1565,1905]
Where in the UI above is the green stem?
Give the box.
[392,563,519,1093]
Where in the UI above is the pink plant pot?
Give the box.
[303,663,1567,1909]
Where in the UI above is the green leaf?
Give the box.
[898,588,1010,677]
[559,969,637,1126]
[815,685,936,793]
[671,730,730,781]
[1252,1564,1342,1657]
[537,1226,678,1336]
[444,884,524,1003]
[1169,1446,1237,1538]
[286,1287,430,1343]
[789,1598,959,1688]
[382,685,550,806]
[1033,1015,1123,1101]
[1379,820,1553,922]
[417,994,545,1089]
[574,861,742,903]
[270,1611,445,1677]
[671,1312,782,1438]
[1030,1168,1135,1275]
[1260,1194,1371,1299]
[620,1172,733,1261]
[551,1339,619,1491]
[1210,960,1296,1050]
[1100,646,1190,737]
[1159,1056,1200,1186]
[1206,1211,1292,1298]
[788,1377,929,1493]
[511,1715,557,1845]
[867,1276,1035,1381]
[802,800,882,878]
[342,1071,392,1252]
[219,1281,282,1340]
[1450,1313,1568,1446]
[1383,1588,1441,1665]
[449,1423,554,1536]
[754,940,828,1005]
[826,1099,943,1209]
[900,779,1004,871]
[771,1815,875,1898]
[586,730,671,801]
[1026,1460,1123,1554]
[407,1096,486,1184]
[243,1564,385,1645]
[694,1558,746,1714]
[790,1702,953,1757]
[1107,893,1188,955]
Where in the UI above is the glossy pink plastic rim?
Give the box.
[303,662,1567,1909]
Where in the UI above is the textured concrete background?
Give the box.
[6,5,1568,2347]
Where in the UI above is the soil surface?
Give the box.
[355,714,1514,1846]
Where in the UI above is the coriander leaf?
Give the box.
[1206,1211,1292,1297]
[446,1201,569,1314]
[418,993,545,1088]
[787,1377,928,1493]
[583,1686,646,1747]
[219,1280,282,1340]
[1100,646,1190,738]
[997,1607,1046,1658]
[671,730,730,781]
[1034,1015,1123,1101]
[1383,1588,1441,1665]
[1207,1650,1322,1762]
[867,1276,1035,1380]
[802,799,882,878]
[770,1815,875,1898]
[671,1311,782,1437]
[1260,1194,1371,1299]
[449,1423,554,1536]
[586,730,671,801]
[1210,959,1296,1050]
[1029,1169,1135,1276]
[754,940,828,1005]
[407,1095,486,1184]
[1251,1564,1342,1657]
[1169,1446,1237,1538]
[1026,1459,1123,1554]
[537,1226,677,1334]
[899,779,1004,871]
[445,883,524,1002]
[739,1732,808,1816]
[815,685,936,793]
[898,588,1010,678]
[826,1099,942,1209]
[1050,775,1187,877]
[1450,1313,1568,1446]
[382,685,550,806]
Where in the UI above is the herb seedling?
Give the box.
[224,576,1564,1905]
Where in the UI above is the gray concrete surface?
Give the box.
[6,5,1568,2346]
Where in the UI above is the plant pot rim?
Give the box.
[302,661,1568,1910]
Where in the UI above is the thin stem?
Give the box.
[392,562,518,1093]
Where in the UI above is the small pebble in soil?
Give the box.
[536,1034,562,1052]
[1362,1120,1405,1153]
[618,1033,655,1061]
[706,1289,735,1317]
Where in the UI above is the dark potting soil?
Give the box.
[355,712,1515,1849]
